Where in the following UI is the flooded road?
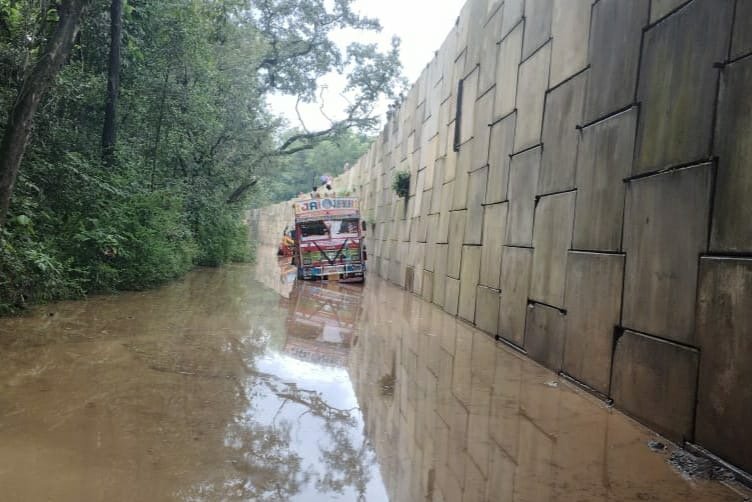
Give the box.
[0,246,748,501]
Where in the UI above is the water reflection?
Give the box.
[349,280,747,502]
[0,248,747,501]
[0,262,385,501]
[282,280,363,368]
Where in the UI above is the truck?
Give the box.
[292,196,366,283]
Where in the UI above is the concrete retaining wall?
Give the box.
[252,0,752,474]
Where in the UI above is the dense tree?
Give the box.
[0,0,89,226]
[101,0,122,166]
[0,0,403,313]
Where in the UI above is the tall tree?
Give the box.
[101,0,123,166]
[0,0,89,226]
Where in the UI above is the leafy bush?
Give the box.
[391,170,410,198]
[195,201,251,267]
[0,225,82,315]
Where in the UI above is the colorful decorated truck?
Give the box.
[292,196,365,282]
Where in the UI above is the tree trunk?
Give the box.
[102,0,123,167]
[0,0,88,227]
[150,71,170,190]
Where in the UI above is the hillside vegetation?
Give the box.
[0,0,401,314]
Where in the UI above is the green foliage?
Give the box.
[258,130,372,204]
[392,171,410,199]
[0,0,402,314]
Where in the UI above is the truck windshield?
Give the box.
[329,218,360,237]
[299,218,360,241]
[300,221,328,241]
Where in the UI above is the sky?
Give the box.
[267,0,467,132]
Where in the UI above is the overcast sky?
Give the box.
[267,0,467,131]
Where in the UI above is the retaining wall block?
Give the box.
[583,0,648,123]
[731,0,752,59]
[458,245,483,323]
[563,251,624,395]
[485,112,516,204]
[493,23,523,120]
[444,277,461,316]
[506,147,541,247]
[611,330,699,443]
[634,0,733,174]
[475,285,501,335]
[530,191,576,308]
[622,163,712,344]
[695,257,752,473]
[710,56,752,253]
[465,166,488,245]
[447,210,467,278]
[650,0,688,23]
[524,302,566,372]
[514,42,551,151]
[472,90,495,171]
[539,71,587,195]
[573,108,637,252]
[549,0,591,87]
[480,202,508,289]
[498,246,533,347]
[432,244,449,308]
[522,0,553,61]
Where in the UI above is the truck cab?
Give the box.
[292,197,365,283]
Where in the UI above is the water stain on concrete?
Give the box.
[0,246,748,501]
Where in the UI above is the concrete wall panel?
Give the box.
[611,330,699,442]
[498,246,533,347]
[452,146,472,210]
[634,0,734,174]
[480,202,508,289]
[530,192,575,308]
[444,277,461,316]
[465,166,488,245]
[563,252,624,395]
[573,108,637,252]
[485,113,515,204]
[650,0,689,22]
[472,90,494,170]
[731,0,752,59]
[458,246,482,323]
[695,257,752,473]
[430,157,445,215]
[447,210,467,279]
[475,285,500,335]
[422,270,434,303]
[583,0,648,123]
[522,0,553,60]
[549,0,590,87]
[478,6,503,95]
[514,43,550,151]
[524,303,566,371]
[433,244,449,308]
[500,0,524,40]
[539,71,586,194]
[506,147,541,246]
[459,67,479,145]
[710,57,752,252]
[622,164,712,344]
[493,23,523,120]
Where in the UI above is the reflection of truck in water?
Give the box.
[282,279,363,367]
[292,197,366,283]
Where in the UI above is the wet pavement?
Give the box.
[0,246,749,501]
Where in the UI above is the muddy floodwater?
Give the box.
[0,246,749,501]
